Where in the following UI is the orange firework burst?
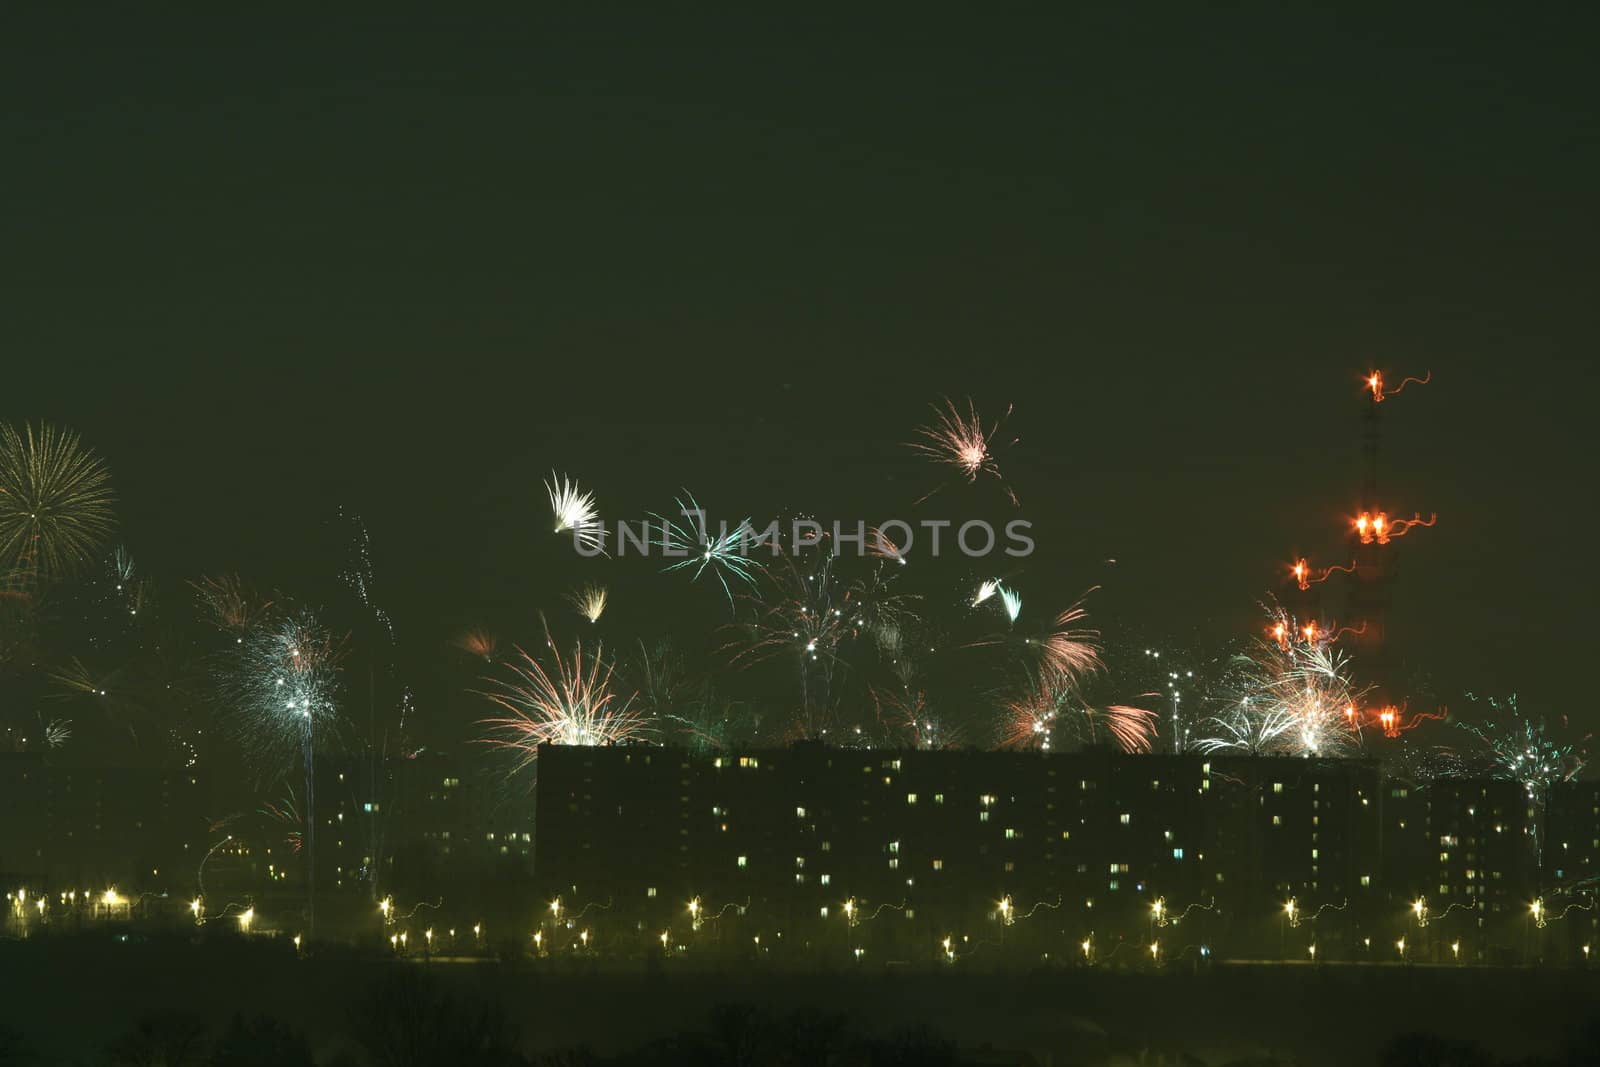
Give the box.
[454,628,498,661]
[1290,557,1356,591]
[1032,595,1104,680]
[909,397,1018,505]
[1366,369,1431,403]
[1003,670,1156,754]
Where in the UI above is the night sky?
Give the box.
[5,10,1596,731]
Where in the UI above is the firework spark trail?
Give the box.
[0,422,117,584]
[1355,511,1437,544]
[476,627,648,775]
[1000,585,1022,623]
[972,579,1001,606]
[1291,558,1356,591]
[1367,370,1432,402]
[867,526,909,565]
[1387,512,1437,538]
[545,471,606,555]
[909,397,1019,505]
[1363,702,1447,738]
[339,510,394,643]
[649,493,767,607]
[567,583,608,624]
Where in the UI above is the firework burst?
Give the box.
[545,471,606,554]
[1003,668,1157,753]
[477,630,648,774]
[0,422,116,583]
[567,583,608,624]
[454,627,498,661]
[1454,693,1587,804]
[190,575,274,636]
[650,493,767,607]
[909,398,1018,504]
[221,609,345,775]
[1195,611,1369,757]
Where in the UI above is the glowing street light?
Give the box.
[1530,898,1545,928]
[998,895,1014,926]
[1396,937,1406,958]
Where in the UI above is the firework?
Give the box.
[867,526,909,565]
[649,493,767,606]
[1030,596,1105,680]
[1195,612,1369,757]
[339,510,395,642]
[871,685,962,750]
[1003,668,1156,753]
[0,422,116,583]
[565,583,608,624]
[1366,370,1431,403]
[999,585,1022,624]
[724,553,851,737]
[1354,511,1436,545]
[454,628,498,661]
[221,609,345,774]
[545,471,606,554]
[1290,558,1356,591]
[477,629,648,773]
[190,574,274,636]
[909,397,1019,505]
[1454,693,1587,804]
[972,579,1001,606]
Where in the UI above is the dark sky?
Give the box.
[4,10,1596,728]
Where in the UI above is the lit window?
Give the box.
[737,856,747,868]
[820,906,829,918]
[1273,783,1284,794]
[796,806,806,818]
[1272,815,1282,826]
[932,859,943,871]
[1119,813,1131,826]
[979,811,990,822]
[821,874,831,886]
[795,857,805,869]
[1004,861,1015,872]
[1360,875,1371,887]
[647,887,657,898]
[889,841,900,853]
[1109,879,1120,891]
[1005,828,1017,840]
[795,873,806,884]
[1172,848,1184,860]
[934,793,944,805]
[821,841,831,852]
[906,793,918,806]
[888,858,899,870]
